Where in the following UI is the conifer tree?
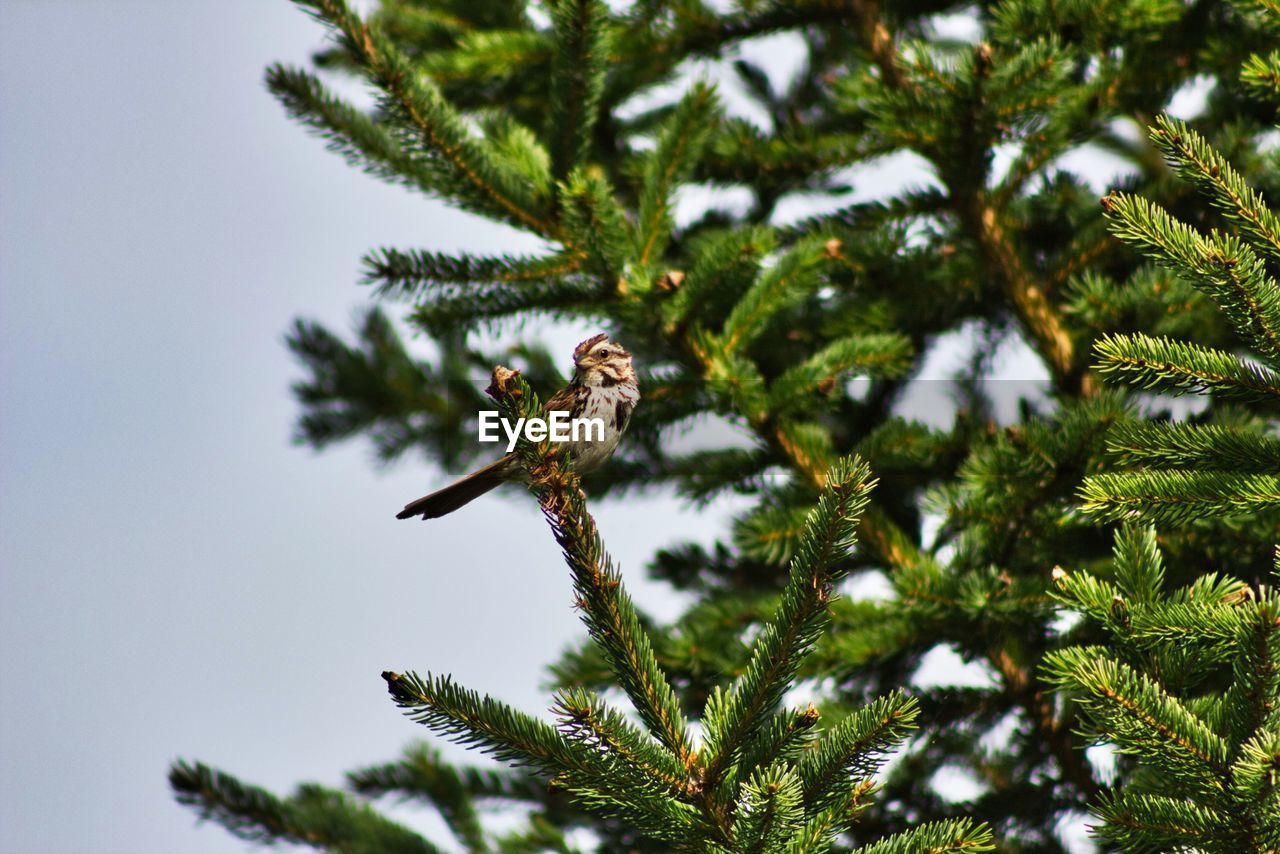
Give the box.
[173,0,1278,850]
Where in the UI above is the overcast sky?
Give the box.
[0,3,1111,853]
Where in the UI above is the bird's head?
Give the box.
[573,333,635,385]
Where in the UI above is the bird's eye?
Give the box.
[596,348,609,357]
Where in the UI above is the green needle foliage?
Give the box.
[1045,527,1280,852]
[1053,4,1280,847]
[174,0,1280,850]
[170,761,442,853]
[1078,0,1280,526]
[1081,119,1280,524]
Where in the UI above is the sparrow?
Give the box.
[396,334,639,519]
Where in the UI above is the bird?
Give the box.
[396,333,639,520]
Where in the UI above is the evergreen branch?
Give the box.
[783,189,948,239]
[483,113,555,196]
[806,601,932,675]
[699,457,875,791]
[1229,729,1280,827]
[1046,531,1280,847]
[668,446,775,504]
[1042,648,1231,792]
[872,36,1086,395]
[734,502,814,566]
[1053,229,1121,288]
[850,817,995,854]
[730,705,822,792]
[381,676,706,848]
[265,64,437,200]
[957,188,1088,393]
[492,816,577,854]
[700,123,888,189]
[691,329,771,422]
[549,693,710,844]
[1242,50,1280,101]
[1150,116,1280,269]
[362,248,584,300]
[1102,191,1280,364]
[646,2,869,67]
[552,689,691,798]
[547,0,609,183]
[236,2,1280,852]
[382,671,612,777]
[721,235,831,353]
[633,83,719,272]
[1092,332,1280,404]
[348,746,505,852]
[1091,791,1237,852]
[1110,524,1166,606]
[782,779,877,854]
[1243,0,1280,17]
[1079,470,1280,524]
[1126,601,1250,654]
[769,333,914,412]
[1048,566,1122,630]
[797,692,919,812]
[1064,266,1209,336]
[408,277,601,333]
[773,421,838,487]
[663,225,776,330]
[291,0,558,236]
[560,167,632,278]
[169,760,439,852]
[286,309,479,463]
[350,751,545,805]
[546,778,704,845]
[1181,572,1258,608]
[1223,590,1280,742]
[733,766,806,853]
[486,368,694,765]
[1106,420,1280,473]
[355,3,470,44]
[675,257,946,615]
[994,80,1107,207]
[413,29,552,84]
[688,312,948,619]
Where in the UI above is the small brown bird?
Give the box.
[396,334,640,520]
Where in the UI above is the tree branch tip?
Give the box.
[486,365,523,400]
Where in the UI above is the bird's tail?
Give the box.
[396,457,512,520]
